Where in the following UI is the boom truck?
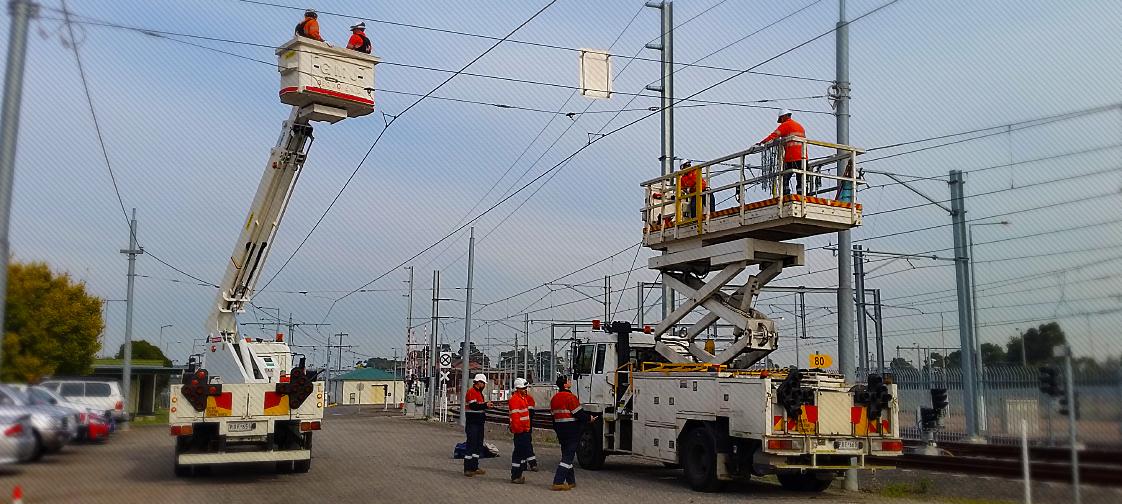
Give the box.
[568,138,902,492]
[168,37,380,477]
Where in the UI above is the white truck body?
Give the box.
[168,37,378,476]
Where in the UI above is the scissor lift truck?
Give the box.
[168,38,380,477]
[570,138,902,492]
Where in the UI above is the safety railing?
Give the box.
[641,136,865,237]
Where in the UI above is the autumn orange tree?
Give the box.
[2,260,103,382]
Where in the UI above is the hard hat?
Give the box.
[473,373,487,383]
[304,9,317,18]
[514,378,528,389]
[350,21,366,31]
[778,108,792,118]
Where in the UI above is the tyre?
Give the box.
[173,461,192,478]
[294,458,311,473]
[577,423,606,470]
[30,432,44,462]
[777,471,833,492]
[681,427,723,492]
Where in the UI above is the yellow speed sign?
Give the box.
[808,353,833,369]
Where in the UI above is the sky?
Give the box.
[5,0,1122,374]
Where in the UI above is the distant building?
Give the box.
[332,368,405,406]
[87,358,183,415]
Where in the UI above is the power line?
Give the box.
[256,0,559,291]
[228,0,831,83]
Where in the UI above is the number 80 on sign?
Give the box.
[808,353,833,369]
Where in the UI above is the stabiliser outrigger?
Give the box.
[567,138,902,492]
[167,37,380,477]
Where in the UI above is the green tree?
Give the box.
[1005,322,1066,366]
[889,357,914,370]
[979,343,1007,366]
[3,261,103,382]
[115,340,171,367]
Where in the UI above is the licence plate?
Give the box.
[229,421,256,433]
[837,439,861,451]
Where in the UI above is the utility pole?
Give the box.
[834,0,858,491]
[0,0,38,374]
[603,275,610,323]
[854,245,868,376]
[428,270,442,418]
[119,208,143,422]
[949,170,981,441]
[873,289,885,375]
[549,324,556,380]
[1061,345,1081,504]
[523,312,530,381]
[459,228,475,426]
[646,0,674,321]
[798,291,806,365]
[404,266,413,381]
[334,332,347,403]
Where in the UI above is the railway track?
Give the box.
[450,402,1122,487]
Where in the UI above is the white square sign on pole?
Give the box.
[439,351,453,369]
[579,49,612,99]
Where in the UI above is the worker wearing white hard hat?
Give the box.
[346,21,372,54]
[463,372,494,477]
[509,377,534,484]
[755,107,808,196]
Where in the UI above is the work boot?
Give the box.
[464,471,475,478]
[529,464,538,472]
[471,469,487,476]
[550,483,572,491]
[511,476,526,484]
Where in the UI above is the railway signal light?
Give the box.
[1038,366,1062,397]
[919,407,940,430]
[930,388,949,413]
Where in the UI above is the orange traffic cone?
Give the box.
[11,485,22,504]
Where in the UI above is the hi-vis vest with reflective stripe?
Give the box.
[509,393,532,433]
[550,391,582,423]
[465,388,486,417]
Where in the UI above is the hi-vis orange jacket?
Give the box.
[760,118,807,162]
[509,392,532,434]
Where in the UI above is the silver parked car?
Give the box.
[0,385,74,460]
[0,414,37,465]
[13,384,110,441]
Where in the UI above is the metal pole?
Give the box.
[549,324,556,380]
[835,0,858,490]
[949,170,980,441]
[335,332,346,403]
[119,208,142,422]
[459,228,475,426]
[428,270,440,418]
[854,245,868,376]
[798,291,806,366]
[604,275,610,323]
[523,312,530,381]
[636,281,645,327]
[0,0,37,374]
[1062,345,1081,504]
[873,289,885,375]
[404,266,413,383]
[1021,418,1032,504]
[646,1,675,321]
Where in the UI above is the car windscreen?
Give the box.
[0,386,31,406]
[85,383,112,397]
[26,387,56,405]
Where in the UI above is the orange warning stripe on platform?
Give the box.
[205,392,233,417]
[645,195,861,232]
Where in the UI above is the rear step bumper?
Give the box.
[178,449,311,465]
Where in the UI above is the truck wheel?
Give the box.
[577,423,606,470]
[174,461,193,478]
[681,428,723,492]
[777,471,833,492]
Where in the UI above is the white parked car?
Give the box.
[39,380,126,421]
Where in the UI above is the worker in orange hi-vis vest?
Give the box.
[508,378,533,484]
[346,22,372,54]
[756,108,807,196]
[463,374,493,477]
[549,376,595,491]
[294,10,324,42]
